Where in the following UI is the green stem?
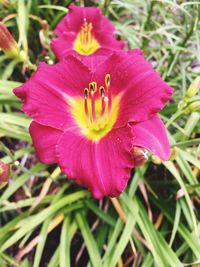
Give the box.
[166,110,183,128]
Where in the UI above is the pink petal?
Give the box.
[56,125,133,198]
[94,50,173,125]
[29,121,63,164]
[51,34,114,62]
[13,56,91,130]
[132,115,170,160]
[94,32,124,50]
[50,32,75,60]
[56,4,115,36]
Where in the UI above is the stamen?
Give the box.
[89,82,97,122]
[84,88,89,99]
[99,86,106,117]
[80,20,93,47]
[83,21,88,45]
[82,75,113,131]
[84,88,89,125]
[104,74,112,114]
[87,23,92,45]
[99,86,105,97]
[89,82,97,93]
[105,73,111,90]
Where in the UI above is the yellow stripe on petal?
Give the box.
[73,21,100,55]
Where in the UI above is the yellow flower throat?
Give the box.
[68,74,120,141]
[73,19,100,55]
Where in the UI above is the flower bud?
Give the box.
[178,100,187,110]
[0,22,22,60]
[41,20,49,31]
[185,77,200,99]
[0,160,11,183]
[183,101,200,114]
[151,155,162,165]
[131,146,148,167]
[169,147,178,161]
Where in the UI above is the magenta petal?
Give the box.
[94,50,173,124]
[132,115,170,161]
[56,125,133,198]
[94,32,124,50]
[13,57,91,130]
[29,121,63,164]
[51,34,115,62]
[56,4,115,36]
[50,33,75,60]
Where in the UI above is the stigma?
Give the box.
[84,74,112,131]
[73,19,100,55]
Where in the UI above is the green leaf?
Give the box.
[76,212,102,267]
[0,191,89,252]
[60,216,71,267]
[103,215,136,267]
[0,163,45,205]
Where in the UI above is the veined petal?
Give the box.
[51,34,114,62]
[29,121,63,164]
[56,4,115,36]
[13,56,91,130]
[94,50,173,125]
[132,115,170,161]
[94,32,124,50]
[56,125,133,198]
[52,4,124,59]
[50,32,75,60]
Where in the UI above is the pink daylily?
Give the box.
[50,4,124,60]
[13,50,173,198]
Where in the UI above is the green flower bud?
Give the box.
[178,100,187,110]
[184,101,200,114]
[186,77,200,99]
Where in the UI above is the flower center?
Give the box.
[73,19,100,55]
[68,74,120,141]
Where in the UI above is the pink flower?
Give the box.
[50,4,124,60]
[13,50,173,198]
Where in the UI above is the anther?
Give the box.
[84,88,89,99]
[104,74,112,115]
[105,73,111,89]
[84,88,89,124]
[89,82,97,94]
[89,82,97,123]
[99,86,105,97]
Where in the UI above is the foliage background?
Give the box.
[0,0,200,266]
